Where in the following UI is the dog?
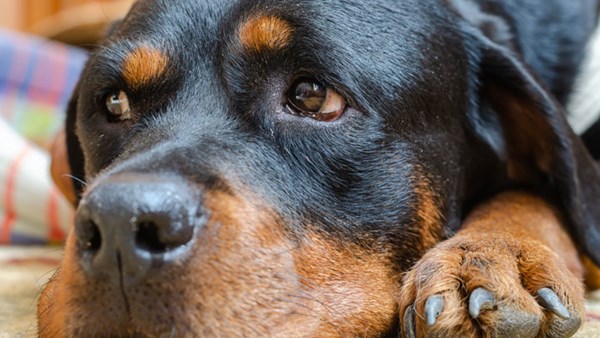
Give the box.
[38,0,600,336]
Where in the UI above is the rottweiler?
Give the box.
[39,0,600,336]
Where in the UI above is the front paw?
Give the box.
[398,232,584,337]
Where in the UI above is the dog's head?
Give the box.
[39,0,600,336]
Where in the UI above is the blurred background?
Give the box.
[0,0,133,46]
[0,2,134,332]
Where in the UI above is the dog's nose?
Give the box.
[75,173,201,285]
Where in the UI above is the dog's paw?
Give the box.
[398,232,584,338]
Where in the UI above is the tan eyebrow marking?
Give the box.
[239,15,293,52]
[122,46,169,89]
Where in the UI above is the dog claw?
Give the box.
[424,295,444,327]
[469,287,496,319]
[537,288,570,319]
[403,304,417,338]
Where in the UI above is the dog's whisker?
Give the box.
[61,174,87,187]
[35,268,59,289]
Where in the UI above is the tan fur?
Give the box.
[583,255,600,290]
[38,229,88,337]
[122,46,168,89]
[38,189,401,337]
[399,191,585,337]
[485,85,555,181]
[293,233,400,336]
[239,16,293,52]
[414,173,443,251]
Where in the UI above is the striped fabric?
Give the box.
[0,29,87,244]
[0,28,87,146]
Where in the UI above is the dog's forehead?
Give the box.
[91,0,468,125]
[111,0,455,91]
[118,0,444,56]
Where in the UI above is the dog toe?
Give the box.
[398,233,584,338]
[403,304,417,338]
[537,288,570,319]
[424,295,444,327]
[469,287,496,319]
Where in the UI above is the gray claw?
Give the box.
[403,304,417,338]
[425,295,444,327]
[469,287,496,319]
[537,287,570,319]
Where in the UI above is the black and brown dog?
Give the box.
[39,0,600,336]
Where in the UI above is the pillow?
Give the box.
[0,29,87,244]
[0,28,87,147]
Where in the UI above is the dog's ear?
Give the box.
[457,11,600,264]
[50,84,85,207]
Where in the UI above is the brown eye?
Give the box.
[287,78,346,122]
[105,90,131,120]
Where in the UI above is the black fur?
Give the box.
[583,120,600,159]
[65,0,600,268]
[46,0,600,336]
[67,0,599,300]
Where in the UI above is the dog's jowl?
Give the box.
[39,0,600,337]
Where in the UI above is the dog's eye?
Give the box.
[286,78,346,122]
[105,91,131,120]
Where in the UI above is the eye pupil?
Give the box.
[105,90,131,120]
[285,76,347,122]
[108,94,120,111]
[290,79,326,113]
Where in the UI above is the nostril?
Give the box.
[135,221,168,254]
[79,220,102,252]
[134,216,195,255]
